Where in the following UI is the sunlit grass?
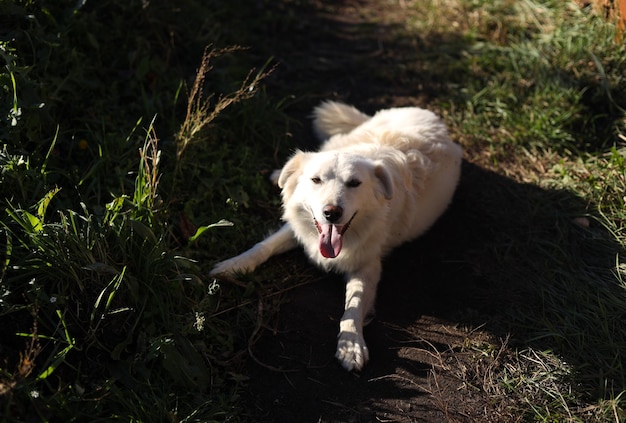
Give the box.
[403,0,626,420]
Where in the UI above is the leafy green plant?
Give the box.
[0,2,283,418]
[1,119,223,419]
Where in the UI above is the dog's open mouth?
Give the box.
[314,212,357,259]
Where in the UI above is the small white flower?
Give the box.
[193,312,205,332]
[207,279,220,295]
[50,296,57,303]
[30,390,40,398]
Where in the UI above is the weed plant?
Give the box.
[1,1,289,421]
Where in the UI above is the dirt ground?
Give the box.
[226,1,568,421]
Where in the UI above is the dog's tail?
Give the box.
[312,101,371,140]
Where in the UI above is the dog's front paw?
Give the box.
[210,255,254,276]
[336,331,369,371]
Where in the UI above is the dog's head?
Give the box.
[278,150,393,259]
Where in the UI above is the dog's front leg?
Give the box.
[335,260,381,371]
[210,223,297,276]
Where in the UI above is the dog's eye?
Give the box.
[346,179,362,188]
[311,177,322,184]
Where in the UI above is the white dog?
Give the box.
[211,101,463,371]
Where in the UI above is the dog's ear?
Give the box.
[278,151,309,198]
[278,150,305,188]
[374,163,393,200]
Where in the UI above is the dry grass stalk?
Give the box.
[175,46,274,165]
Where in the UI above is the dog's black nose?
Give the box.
[323,205,343,223]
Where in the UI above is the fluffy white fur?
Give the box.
[211,101,463,371]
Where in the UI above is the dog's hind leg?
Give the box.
[210,224,297,276]
[335,260,381,371]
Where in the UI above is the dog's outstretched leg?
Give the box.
[210,224,297,276]
[335,261,381,371]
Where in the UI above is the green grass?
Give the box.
[403,0,626,420]
[1,1,289,421]
[415,0,626,152]
[1,0,626,421]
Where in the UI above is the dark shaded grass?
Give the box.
[1,1,291,421]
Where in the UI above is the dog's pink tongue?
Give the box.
[319,224,342,258]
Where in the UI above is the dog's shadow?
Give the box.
[376,160,625,391]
